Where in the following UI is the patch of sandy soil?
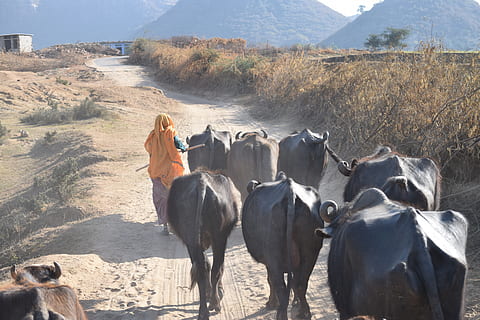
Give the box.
[0,56,477,320]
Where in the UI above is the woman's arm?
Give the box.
[174,136,187,152]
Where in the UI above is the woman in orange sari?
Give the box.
[144,113,186,235]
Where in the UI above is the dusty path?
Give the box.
[6,56,345,320]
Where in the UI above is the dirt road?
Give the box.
[4,56,343,320]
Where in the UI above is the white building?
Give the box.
[0,34,33,53]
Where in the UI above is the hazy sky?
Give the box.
[319,0,480,16]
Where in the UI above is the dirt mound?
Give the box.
[35,43,121,60]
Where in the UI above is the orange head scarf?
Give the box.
[155,113,176,133]
[144,113,184,187]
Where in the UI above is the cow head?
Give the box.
[11,261,62,284]
[381,175,429,210]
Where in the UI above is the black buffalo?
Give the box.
[242,172,324,320]
[227,129,279,200]
[186,125,232,172]
[167,170,241,320]
[317,188,468,320]
[334,146,441,210]
[0,262,88,320]
[278,129,330,188]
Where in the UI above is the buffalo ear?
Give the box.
[322,131,329,141]
[315,227,333,238]
[10,265,17,280]
[52,261,62,279]
[351,158,359,168]
[247,180,260,194]
[276,171,287,181]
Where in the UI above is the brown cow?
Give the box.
[0,262,88,320]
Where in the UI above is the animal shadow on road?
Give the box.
[1,214,193,265]
[83,301,199,319]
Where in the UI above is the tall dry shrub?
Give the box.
[255,53,322,110]
[130,40,263,93]
[257,51,480,176]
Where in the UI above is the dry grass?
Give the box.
[0,51,87,72]
[128,41,266,94]
[0,43,118,72]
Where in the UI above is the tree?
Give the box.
[364,27,411,51]
[357,5,366,14]
[364,34,383,51]
[382,27,410,50]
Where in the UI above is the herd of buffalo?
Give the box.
[0,125,469,320]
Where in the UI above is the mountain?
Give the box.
[0,0,177,49]
[321,0,480,50]
[136,0,349,47]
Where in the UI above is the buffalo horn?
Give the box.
[337,161,352,176]
[247,180,261,194]
[261,129,268,138]
[319,200,338,223]
[53,261,62,279]
[235,131,243,140]
[10,265,17,280]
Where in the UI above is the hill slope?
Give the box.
[136,0,349,47]
[0,0,176,49]
[321,0,480,50]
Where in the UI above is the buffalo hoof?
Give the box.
[265,299,279,310]
[208,302,221,313]
[198,311,209,320]
[276,311,288,320]
[291,302,311,320]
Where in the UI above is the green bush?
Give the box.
[188,49,220,75]
[53,158,79,201]
[21,98,108,125]
[32,157,79,204]
[72,98,107,120]
[55,77,71,85]
[128,38,159,65]
[220,55,264,92]
[44,130,57,143]
[21,107,72,125]
[21,194,47,213]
